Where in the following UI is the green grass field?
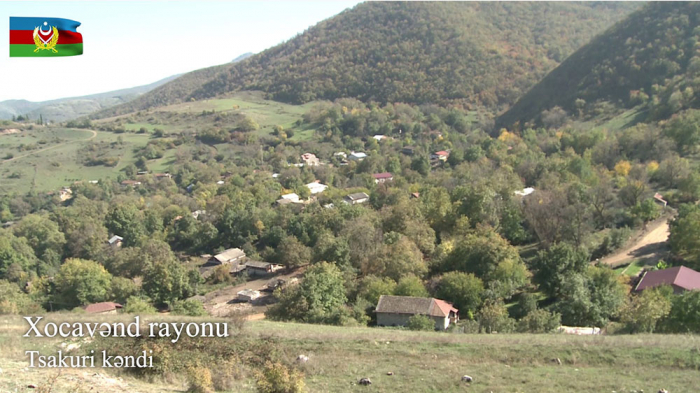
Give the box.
[1,314,698,393]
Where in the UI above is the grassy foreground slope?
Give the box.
[1,314,699,393]
[96,2,639,117]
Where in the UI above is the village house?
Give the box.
[245,261,284,277]
[58,187,73,202]
[107,235,123,248]
[634,266,700,293]
[653,192,668,207]
[373,172,394,184]
[85,302,123,315]
[306,181,328,195]
[344,192,370,205]
[192,210,206,219]
[514,187,535,197]
[121,180,142,187]
[375,295,458,330]
[276,193,304,205]
[431,150,450,161]
[154,173,172,180]
[204,248,246,267]
[373,135,387,142]
[301,153,321,166]
[349,151,367,161]
[401,146,416,156]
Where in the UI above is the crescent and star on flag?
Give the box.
[32,21,59,53]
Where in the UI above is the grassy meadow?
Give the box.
[96,91,319,141]
[0,127,165,195]
[1,314,699,392]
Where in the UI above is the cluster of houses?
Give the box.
[200,248,283,278]
[121,172,173,188]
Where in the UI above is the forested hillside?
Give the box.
[497,2,700,129]
[96,2,638,118]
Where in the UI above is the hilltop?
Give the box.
[497,2,700,129]
[95,2,639,118]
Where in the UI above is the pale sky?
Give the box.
[0,1,362,102]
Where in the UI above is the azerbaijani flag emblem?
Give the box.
[9,17,83,57]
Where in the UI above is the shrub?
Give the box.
[171,299,207,316]
[517,309,561,333]
[186,365,214,393]
[255,361,305,393]
[124,296,157,314]
[407,314,435,331]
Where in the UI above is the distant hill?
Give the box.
[497,2,700,129]
[0,74,180,122]
[95,2,640,118]
[231,52,254,63]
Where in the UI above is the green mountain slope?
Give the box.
[497,2,700,129]
[96,2,639,118]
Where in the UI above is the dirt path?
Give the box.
[1,129,97,164]
[601,216,671,267]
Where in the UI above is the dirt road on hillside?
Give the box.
[601,216,671,267]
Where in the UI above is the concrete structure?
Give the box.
[237,289,261,302]
[635,266,700,293]
[375,295,458,330]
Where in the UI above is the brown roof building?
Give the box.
[85,302,123,314]
[375,295,458,330]
[634,266,700,293]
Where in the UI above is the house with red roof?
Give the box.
[634,266,700,294]
[372,172,394,184]
[431,150,450,161]
[84,302,123,314]
[375,295,458,330]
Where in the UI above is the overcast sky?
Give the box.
[1,1,361,102]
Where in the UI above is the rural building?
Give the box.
[514,187,535,197]
[121,180,142,187]
[205,248,246,266]
[237,289,261,302]
[349,152,367,161]
[431,151,450,161]
[344,192,370,205]
[401,146,416,155]
[107,235,123,248]
[245,261,284,276]
[59,187,73,201]
[634,266,700,293]
[410,192,420,199]
[334,152,347,159]
[85,302,123,314]
[373,135,387,142]
[306,181,328,195]
[373,172,394,184]
[301,153,321,166]
[192,210,206,219]
[653,192,668,207]
[154,173,172,180]
[375,295,458,330]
